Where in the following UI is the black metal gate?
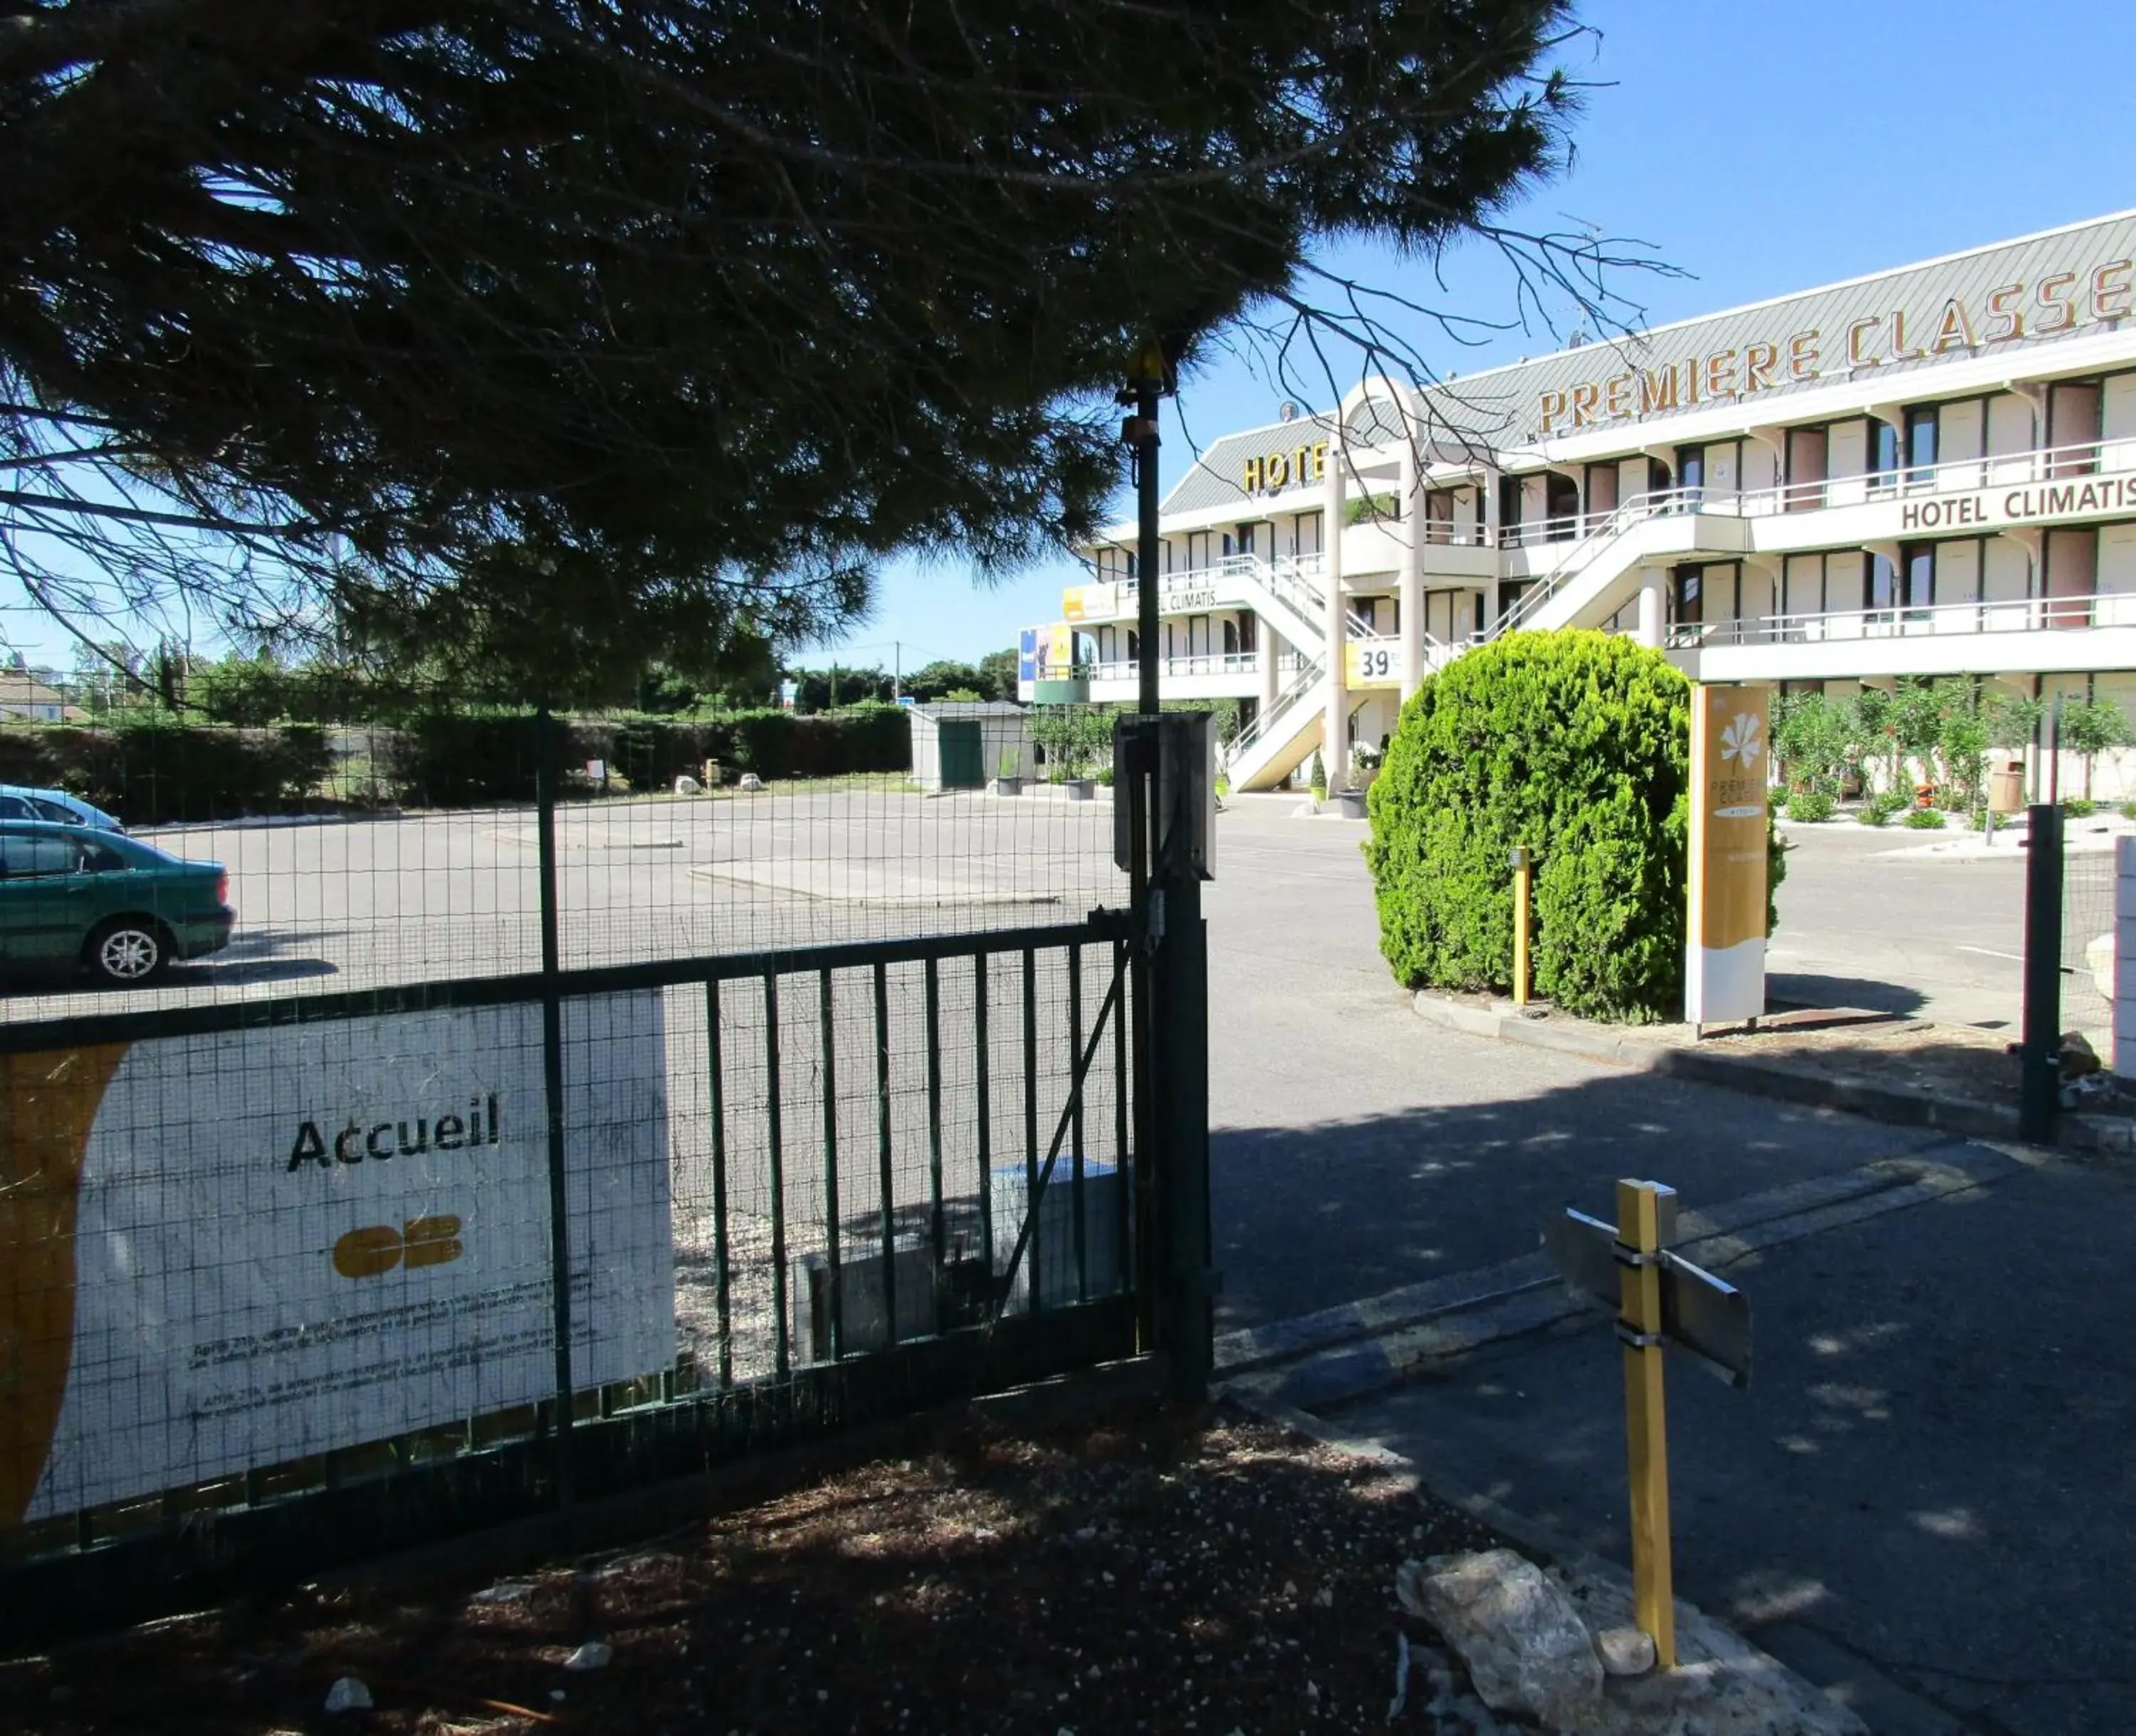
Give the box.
[0,718,1213,1632]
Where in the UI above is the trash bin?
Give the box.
[1989,764,2026,814]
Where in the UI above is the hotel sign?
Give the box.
[1897,471,2136,533]
[1540,256,2134,436]
[1242,439,1330,494]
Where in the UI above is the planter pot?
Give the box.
[1063,778,1096,802]
[993,776,1022,796]
[1335,788,1368,820]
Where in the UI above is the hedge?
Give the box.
[0,723,333,827]
[1365,632,1696,1023]
[0,706,913,822]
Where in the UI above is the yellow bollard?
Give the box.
[1509,845,1533,1008]
[1616,1178,1677,1669]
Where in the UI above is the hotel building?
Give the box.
[1017,210,2136,792]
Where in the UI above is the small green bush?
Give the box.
[2120,800,2136,822]
[1789,788,1836,823]
[2063,796,2098,818]
[1902,807,1947,830]
[0,721,334,824]
[1365,631,1696,1023]
[1309,748,1327,800]
[1857,790,1908,827]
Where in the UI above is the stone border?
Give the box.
[1411,990,2134,1156]
[1232,1393,1872,1735]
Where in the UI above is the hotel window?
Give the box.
[1785,427,1828,511]
[2045,527,2099,627]
[1677,446,1705,504]
[1899,541,1935,617]
[1903,406,1938,486]
[1424,488,1455,543]
[1671,564,1702,625]
[1865,551,1898,613]
[1544,472,1579,538]
[1236,613,1257,654]
[1868,417,1900,486]
[1497,474,1523,538]
[1583,464,1619,521]
[2047,381,2102,474]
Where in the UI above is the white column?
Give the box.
[1259,618,1282,709]
[1482,466,1503,633]
[1637,568,1665,647]
[1321,435,1348,783]
[1398,437,1425,698]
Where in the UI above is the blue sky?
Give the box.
[824,0,2136,674]
[9,4,2135,676]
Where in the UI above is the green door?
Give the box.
[938,721,985,790]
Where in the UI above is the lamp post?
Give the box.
[1121,341,1177,718]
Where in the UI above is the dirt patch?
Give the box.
[0,1404,1501,1735]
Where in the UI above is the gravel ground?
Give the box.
[0,1405,1511,1736]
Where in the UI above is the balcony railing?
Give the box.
[1668,590,2136,650]
[1039,652,1265,684]
[1497,436,2136,548]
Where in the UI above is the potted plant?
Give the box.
[1308,748,1327,805]
[993,746,1022,796]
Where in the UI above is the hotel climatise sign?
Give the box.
[1539,251,2134,436]
[1685,685,1771,1025]
[0,998,671,1527]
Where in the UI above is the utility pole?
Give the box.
[1121,342,1176,717]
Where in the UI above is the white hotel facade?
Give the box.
[1017,210,2136,792]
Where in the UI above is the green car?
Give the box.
[0,820,235,985]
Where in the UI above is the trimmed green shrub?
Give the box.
[1309,749,1327,800]
[2063,796,2098,818]
[0,721,333,825]
[1789,788,1837,823]
[384,713,567,807]
[1858,789,1909,827]
[1903,807,1947,830]
[2120,800,2136,822]
[1365,631,1693,1023]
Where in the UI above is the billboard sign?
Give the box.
[1,995,671,1525]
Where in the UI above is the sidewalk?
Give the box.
[1409,989,2136,1155]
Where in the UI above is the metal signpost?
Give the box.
[1544,1180,1752,1670]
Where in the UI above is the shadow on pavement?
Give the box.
[1767,973,1930,1018]
[1322,1156,2136,1736]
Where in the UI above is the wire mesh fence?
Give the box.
[0,707,1131,1019]
[1,917,1142,1587]
[2061,840,2119,1043]
[0,704,1157,1608]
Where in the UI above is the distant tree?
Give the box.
[791,664,896,713]
[904,660,988,703]
[4,2,1620,693]
[194,650,290,726]
[976,649,1022,703]
[2059,695,2130,799]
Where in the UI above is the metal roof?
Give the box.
[1157,208,2136,520]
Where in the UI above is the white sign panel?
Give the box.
[14,995,671,1522]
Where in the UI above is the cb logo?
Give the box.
[333,1215,464,1278]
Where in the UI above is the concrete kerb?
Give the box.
[1406,990,2123,1149]
[1228,1393,1872,1735]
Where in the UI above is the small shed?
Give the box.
[908,701,1033,793]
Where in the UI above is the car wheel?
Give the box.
[86,919,170,985]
